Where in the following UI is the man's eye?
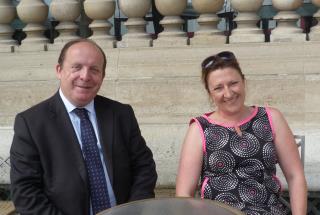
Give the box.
[90,68,100,74]
[72,65,81,70]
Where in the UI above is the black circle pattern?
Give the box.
[203,183,213,199]
[264,175,281,194]
[230,132,260,158]
[270,205,289,215]
[209,150,235,174]
[252,117,273,142]
[210,172,238,192]
[239,179,268,205]
[242,210,261,215]
[236,159,265,179]
[268,194,279,205]
[215,193,245,210]
[204,126,229,151]
[263,142,277,169]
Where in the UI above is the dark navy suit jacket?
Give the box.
[10,92,157,215]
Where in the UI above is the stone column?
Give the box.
[49,0,81,45]
[84,0,115,48]
[0,0,17,52]
[117,0,152,48]
[230,0,265,43]
[309,0,320,41]
[190,0,225,46]
[153,0,188,47]
[16,0,49,50]
[0,0,16,50]
[271,0,305,42]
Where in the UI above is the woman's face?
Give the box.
[207,67,246,115]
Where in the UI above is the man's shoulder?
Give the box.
[18,93,58,117]
[95,95,131,110]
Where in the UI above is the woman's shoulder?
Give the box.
[262,106,288,130]
[264,106,283,118]
[189,112,213,125]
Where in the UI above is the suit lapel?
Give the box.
[49,92,88,186]
[95,97,114,185]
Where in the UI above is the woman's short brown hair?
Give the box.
[201,51,244,92]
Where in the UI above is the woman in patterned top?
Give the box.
[175,51,307,215]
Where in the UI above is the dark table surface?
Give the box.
[98,197,244,215]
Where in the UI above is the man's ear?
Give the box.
[56,64,62,79]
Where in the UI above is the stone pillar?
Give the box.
[16,0,49,50]
[117,0,152,48]
[0,0,16,50]
[153,0,188,47]
[309,0,320,41]
[271,0,305,42]
[49,0,81,44]
[84,0,115,48]
[190,0,225,46]
[230,0,265,43]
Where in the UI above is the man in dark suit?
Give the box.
[10,38,157,215]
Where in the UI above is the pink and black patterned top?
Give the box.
[193,106,289,215]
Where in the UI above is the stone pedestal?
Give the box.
[271,0,305,42]
[49,0,80,44]
[190,0,225,46]
[16,0,48,50]
[117,0,152,48]
[153,0,188,47]
[229,0,265,43]
[0,0,16,48]
[309,0,320,41]
[84,0,116,49]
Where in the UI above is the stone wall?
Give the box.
[0,41,320,191]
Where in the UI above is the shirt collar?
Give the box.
[59,88,95,114]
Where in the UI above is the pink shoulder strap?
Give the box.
[265,106,275,139]
[190,117,207,154]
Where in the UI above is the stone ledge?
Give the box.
[0,201,15,215]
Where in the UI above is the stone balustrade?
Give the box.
[1,0,320,51]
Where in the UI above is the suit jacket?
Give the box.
[10,92,157,215]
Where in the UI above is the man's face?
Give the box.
[56,42,105,107]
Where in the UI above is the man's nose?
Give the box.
[79,68,90,80]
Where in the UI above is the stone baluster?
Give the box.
[190,0,225,46]
[309,0,320,40]
[84,0,116,48]
[153,0,188,47]
[49,0,81,45]
[271,0,305,42]
[16,0,48,50]
[0,0,16,50]
[230,0,265,43]
[117,0,152,48]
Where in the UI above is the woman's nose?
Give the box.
[223,87,232,98]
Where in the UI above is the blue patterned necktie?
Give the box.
[74,108,111,214]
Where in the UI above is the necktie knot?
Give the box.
[74,108,88,120]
